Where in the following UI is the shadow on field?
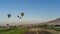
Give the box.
[38,30,53,34]
[23,31,36,34]
[23,30,53,34]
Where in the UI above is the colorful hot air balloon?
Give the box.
[21,12,24,17]
[7,14,11,18]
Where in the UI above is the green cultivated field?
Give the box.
[40,26,60,31]
[0,27,28,34]
[0,26,60,34]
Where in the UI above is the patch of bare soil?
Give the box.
[23,28,60,34]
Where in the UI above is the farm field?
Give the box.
[40,26,60,31]
[0,27,60,34]
[0,27,28,34]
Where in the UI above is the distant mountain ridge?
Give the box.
[45,18,60,25]
[19,18,60,26]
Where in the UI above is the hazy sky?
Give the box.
[0,0,60,25]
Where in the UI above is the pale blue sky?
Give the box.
[0,0,60,25]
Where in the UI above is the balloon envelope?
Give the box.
[7,14,11,18]
[7,24,10,26]
[21,12,24,17]
[17,16,19,18]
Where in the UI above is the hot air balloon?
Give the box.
[21,12,24,17]
[7,14,11,18]
[7,24,10,26]
[17,16,19,18]
[6,24,10,28]
[20,17,21,19]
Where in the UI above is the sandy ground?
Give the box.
[23,28,60,34]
